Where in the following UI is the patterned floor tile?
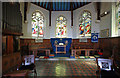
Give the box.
[34,58,97,77]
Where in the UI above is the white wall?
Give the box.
[21,2,102,39]
[21,3,50,39]
[100,2,112,37]
[50,11,72,38]
[21,3,72,39]
[73,2,100,39]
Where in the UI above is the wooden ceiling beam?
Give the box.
[24,2,28,22]
[31,2,91,11]
[31,2,48,11]
[72,2,75,10]
[38,1,40,6]
[47,2,50,10]
[44,2,47,9]
[41,2,43,8]
[49,2,53,26]
[96,2,101,20]
[70,2,73,26]
[76,2,79,9]
[79,2,81,7]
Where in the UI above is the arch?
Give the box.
[31,10,44,38]
[56,15,67,38]
[79,10,91,37]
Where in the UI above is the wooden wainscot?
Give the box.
[2,52,29,77]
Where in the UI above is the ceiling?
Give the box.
[31,2,91,11]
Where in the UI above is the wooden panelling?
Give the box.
[20,37,120,58]
[20,39,52,55]
[99,37,120,57]
[7,36,13,54]
[2,52,21,74]
[71,39,99,49]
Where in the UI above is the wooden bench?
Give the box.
[71,49,100,57]
[29,43,50,57]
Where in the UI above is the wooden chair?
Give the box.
[96,58,118,78]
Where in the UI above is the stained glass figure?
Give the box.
[116,2,120,27]
[32,11,44,38]
[79,10,91,37]
[56,16,67,38]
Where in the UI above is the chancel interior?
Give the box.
[1,1,120,77]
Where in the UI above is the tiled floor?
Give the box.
[34,58,97,77]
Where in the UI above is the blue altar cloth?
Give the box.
[50,38,72,52]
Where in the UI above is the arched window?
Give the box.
[56,16,67,38]
[115,2,120,35]
[32,11,44,38]
[79,10,91,37]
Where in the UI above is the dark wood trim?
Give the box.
[73,2,91,11]
[49,11,51,26]
[47,2,50,10]
[76,2,78,9]
[71,2,73,26]
[31,2,91,11]
[49,2,52,26]
[7,36,13,54]
[55,2,56,11]
[2,29,23,36]
[79,2,81,7]
[44,2,47,8]
[97,2,101,20]
[24,2,28,22]
[50,2,53,11]
[73,2,75,10]
[31,2,49,11]
[40,2,43,8]
[50,10,70,11]
[71,11,73,26]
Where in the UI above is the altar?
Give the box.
[56,45,66,54]
[50,38,72,57]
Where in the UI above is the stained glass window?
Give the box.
[32,11,44,38]
[116,2,120,30]
[56,16,67,38]
[79,10,91,37]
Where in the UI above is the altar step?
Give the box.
[55,54,70,57]
[51,52,70,57]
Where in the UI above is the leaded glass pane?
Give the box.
[56,16,67,38]
[32,11,44,38]
[79,11,91,37]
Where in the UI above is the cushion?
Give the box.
[97,58,112,71]
[98,52,103,55]
[44,56,49,59]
